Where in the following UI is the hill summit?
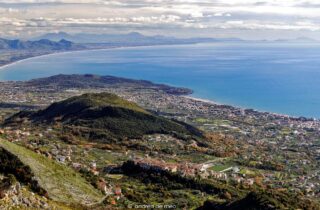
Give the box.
[35,92,148,118]
[5,92,202,142]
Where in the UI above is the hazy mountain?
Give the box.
[272,36,317,43]
[34,32,244,44]
[0,38,81,50]
[293,36,317,42]
[34,32,74,42]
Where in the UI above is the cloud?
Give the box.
[1,0,320,39]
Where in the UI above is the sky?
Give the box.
[1,0,320,40]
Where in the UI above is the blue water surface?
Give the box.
[1,42,320,118]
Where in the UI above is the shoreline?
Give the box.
[0,48,116,71]
[0,44,318,120]
[0,50,85,71]
[183,96,222,105]
[182,95,312,120]
[0,42,204,71]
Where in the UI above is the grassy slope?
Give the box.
[0,140,103,206]
[43,92,149,115]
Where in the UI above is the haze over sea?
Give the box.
[1,42,320,118]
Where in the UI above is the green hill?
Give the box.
[35,92,148,116]
[5,92,203,142]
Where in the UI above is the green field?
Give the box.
[209,165,231,172]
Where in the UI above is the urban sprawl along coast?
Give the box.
[0,74,318,209]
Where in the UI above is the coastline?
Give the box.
[0,44,318,120]
[0,48,112,71]
[183,96,221,105]
[182,95,308,120]
[0,51,79,71]
[0,42,204,71]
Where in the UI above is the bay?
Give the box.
[1,42,320,118]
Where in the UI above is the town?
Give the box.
[0,74,319,208]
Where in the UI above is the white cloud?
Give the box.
[1,0,320,39]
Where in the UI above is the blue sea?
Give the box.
[1,42,320,118]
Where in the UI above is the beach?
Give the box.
[0,43,187,71]
[0,49,98,71]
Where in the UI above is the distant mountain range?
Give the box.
[273,36,317,43]
[34,31,244,44]
[1,32,317,52]
[0,38,82,50]
[34,32,320,45]
[3,32,316,50]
